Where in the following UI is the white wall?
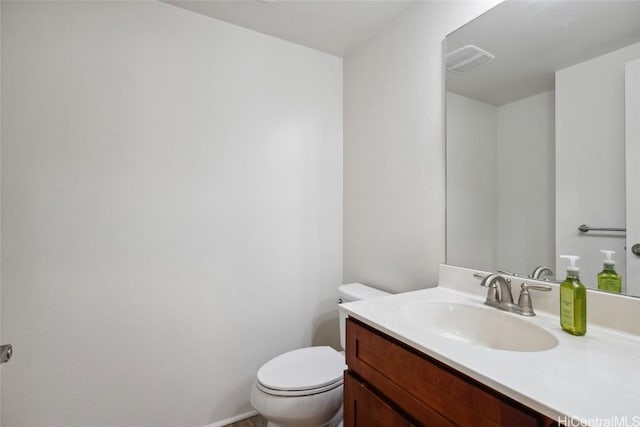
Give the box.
[343,0,498,293]
[625,58,640,296]
[496,91,555,276]
[0,3,3,422]
[446,92,497,271]
[556,42,640,290]
[1,2,342,427]
[445,90,555,277]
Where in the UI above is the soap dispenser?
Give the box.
[559,255,587,336]
[597,250,622,293]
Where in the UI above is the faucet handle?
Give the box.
[497,269,518,277]
[474,273,493,287]
[473,273,511,284]
[522,283,552,292]
[517,282,552,316]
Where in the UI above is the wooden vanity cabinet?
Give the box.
[344,318,558,427]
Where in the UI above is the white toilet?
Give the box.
[250,283,389,427]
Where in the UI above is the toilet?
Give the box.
[250,283,389,427]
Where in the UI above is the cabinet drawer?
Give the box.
[344,371,414,427]
[346,318,542,427]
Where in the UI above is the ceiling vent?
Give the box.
[446,45,495,75]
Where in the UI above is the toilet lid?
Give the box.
[257,346,346,392]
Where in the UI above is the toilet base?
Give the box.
[251,379,343,427]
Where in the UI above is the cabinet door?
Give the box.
[346,318,545,427]
[344,372,413,427]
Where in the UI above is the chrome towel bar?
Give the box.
[578,224,626,233]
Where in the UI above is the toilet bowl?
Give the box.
[250,283,389,427]
[250,346,344,427]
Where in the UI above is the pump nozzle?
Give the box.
[600,250,615,265]
[560,255,580,273]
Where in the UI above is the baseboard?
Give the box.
[203,410,258,427]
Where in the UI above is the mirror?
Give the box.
[445,0,640,297]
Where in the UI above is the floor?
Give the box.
[226,415,267,427]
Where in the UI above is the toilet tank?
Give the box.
[338,283,390,350]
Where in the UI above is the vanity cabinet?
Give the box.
[344,318,558,427]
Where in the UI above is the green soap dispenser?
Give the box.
[559,255,587,336]
[597,250,622,293]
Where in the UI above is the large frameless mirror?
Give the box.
[445,0,640,296]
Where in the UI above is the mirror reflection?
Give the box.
[445,0,640,296]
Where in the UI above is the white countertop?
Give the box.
[340,285,640,426]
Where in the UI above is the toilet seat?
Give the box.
[256,346,346,397]
[256,377,343,397]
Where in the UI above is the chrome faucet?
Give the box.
[478,273,515,307]
[474,273,551,316]
[529,266,554,281]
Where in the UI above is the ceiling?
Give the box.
[163,0,413,57]
[446,0,640,106]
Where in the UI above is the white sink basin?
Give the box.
[401,301,559,352]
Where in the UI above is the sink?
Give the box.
[401,301,559,352]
